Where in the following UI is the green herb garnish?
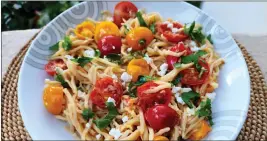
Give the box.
[173,63,182,69]
[128,82,137,98]
[54,74,69,88]
[127,75,156,97]
[181,50,207,72]
[82,108,95,121]
[93,102,119,129]
[124,25,129,35]
[196,98,213,126]
[95,49,101,57]
[207,34,213,44]
[105,53,122,64]
[62,36,72,51]
[184,21,195,35]
[171,74,182,86]
[136,11,147,27]
[139,38,146,46]
[149,22,156,34]
[71,57,93,67]
[184,21,206,45]
[181,91,200,108]
[49,42,59,51]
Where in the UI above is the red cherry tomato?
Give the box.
[44,59,67,76]
[181,59,210,85]
[90,77,123,108]
[166,42,192,70]
[97,35,122,56]
[113,1,138,27]
[157,22,188,43]
[145,104,179,131]
[137,82,172,111]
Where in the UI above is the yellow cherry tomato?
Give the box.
[94,21,120,42]
[127,59,150,82]
[126,27,154,51]
[75,21,95,39]
[189,120,212,140]
[154,136,169,141]
[43,85,65,115]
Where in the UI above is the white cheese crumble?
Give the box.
[143,54,153,64]
[95,134,101,140]
[186,107,195,116]
[78,90,86,98]
[171,28,179,33]
[111,74,118,80]
[167,23,173,28]
[127,47,132,52]
[157,63,168,76]
[172,86,181,93]
[122,116,129,123]
[65,55,74,61]
[83,49,95,58]
[163,21,171,24]
[107,97,116,106]
[206,92,216,102]
[109,128,122,140]
[182,88,192,93]
[85,122,91,128]
[175,94,185,105]
[120,72,132,83]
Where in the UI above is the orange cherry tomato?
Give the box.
[127,59,150,82]
[154,136,169,141]
[189,120,212,140]
[126,27,154,51]
[94,21,120,42]
[75,21,95,39]
[43,85,65,115]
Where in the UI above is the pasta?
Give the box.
[42,1,224,140]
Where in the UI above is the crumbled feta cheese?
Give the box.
[167,23,173,29]
[171,28,179,33]
[186,107,195,116]
[65,55,74,61]
[96,134,101,140]
[163,21,171,24]
[55,67,64,74]
[182,88,192,93]
[189,41,197,47]
[112,46,116,49]
[127,47,132,52]
[206,92,216,102]
[172,86,181,93]
[83,49,95,58]
[157,63,168,76]
[85,122,91,128]
[107,97,116,106]
[143,54,153,64]
[111,74,118,80]
[109,128,122,140]
[78,90,86,98]
[122,116,129,123]
[120,72,132,83]
[191,46,200,52]
[175,94,185,105]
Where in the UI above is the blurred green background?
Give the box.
[1,1,201,31]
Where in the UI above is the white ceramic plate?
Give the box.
[18,1,250,140]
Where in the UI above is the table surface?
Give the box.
[2,29,267,82]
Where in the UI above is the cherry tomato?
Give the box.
[189,120,211,140]
[94,21,120,42]
[181,59,209,85]
[90,77,123,108]
[127,59,150,82]
[154,136,169,141]
[43,85,65,115]
[75,21,95,39]
[157,22,188,43]
[45,59,67,76]
[166,42,192,70]
[126,27,154,51]
[97,35,122,56]
[145,105,179,131]
[137,82,172,111]
[113,1,138,27]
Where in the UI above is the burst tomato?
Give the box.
[97,35,122,56]
[90,77,123,108]
[94,21,120,42]
[126,27,154,51]
[157,22,188,43]
[145,105,179,131]
[166,42,192,70]
[45,59,67,76]
[113,1,138,27]
[127,59,150,82]
[137,82,172,111]
[181,59,210,85]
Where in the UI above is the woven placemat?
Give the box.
[1,35,267,140]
